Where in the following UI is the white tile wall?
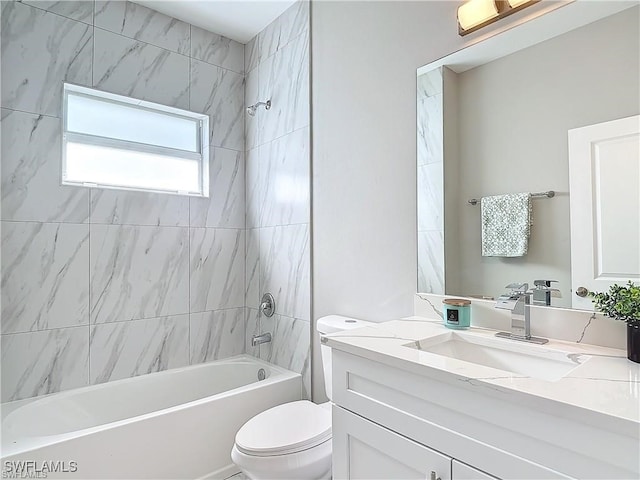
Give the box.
[1,326,90,402]
[191,25,244,74]
[0,0,248,402]
[190,59,244,150]
[90,225,190,324]
[1,1,93,116]
[190,309,246,363]
[1,0,311,402]
[89,189,189,227]
[1,222,90,334]
[1,109,89,223]
[93,28,190,109]
[94,0,190,55]
[244,2,311,399]
[190,228,245,313]
[89,314,190,384]
[190,148,245,229]
[417,69,445,295]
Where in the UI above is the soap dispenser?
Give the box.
[532,280,559,306]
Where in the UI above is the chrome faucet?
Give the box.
[251,332,272,347]
[495,283,548,345]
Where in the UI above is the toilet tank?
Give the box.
[316,315,374,400]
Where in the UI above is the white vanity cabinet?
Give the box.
[333,406,451,480]
[333,406,499,480]
[330,348,636,480]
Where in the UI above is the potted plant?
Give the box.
[590,281,640,363]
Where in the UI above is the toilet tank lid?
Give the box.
[316,315,375,334]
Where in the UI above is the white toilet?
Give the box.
[231,315,373,480]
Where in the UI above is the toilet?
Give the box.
[231,315,374,480]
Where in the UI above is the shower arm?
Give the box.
[246,100,271,116]
[254,100,271,110]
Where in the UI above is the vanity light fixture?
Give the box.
[457,0,540,36]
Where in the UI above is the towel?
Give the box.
[481,193,532,257]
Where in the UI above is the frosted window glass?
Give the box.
[62,83,209,197]
[66,93,198,152]
[65,142,200,193]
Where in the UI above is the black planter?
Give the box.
[627,323,640,363]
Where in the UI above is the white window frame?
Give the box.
[61,83,210,197]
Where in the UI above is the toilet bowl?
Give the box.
[231,315,374,480]
[231,401,332,480]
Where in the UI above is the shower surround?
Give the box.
[244,1,311,397]
[0,0,310,402]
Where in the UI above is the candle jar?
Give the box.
[442,298,471,329]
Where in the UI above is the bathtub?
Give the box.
[1,355,302,479]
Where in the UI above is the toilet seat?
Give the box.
[235,400,331,457]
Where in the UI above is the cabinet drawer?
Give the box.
[333,405,451,480]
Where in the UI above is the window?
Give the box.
[62,83,209,197]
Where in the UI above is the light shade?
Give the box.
[508,0,532,7]
[457,0,499,31]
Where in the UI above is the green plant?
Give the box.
[589,281,640,326]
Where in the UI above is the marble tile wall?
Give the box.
[0,0,247,402]
[244,2,311,398]
[417,68,445,295]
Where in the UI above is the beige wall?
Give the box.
[447,8,639,305]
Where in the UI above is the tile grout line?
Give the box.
[0,306,247,338]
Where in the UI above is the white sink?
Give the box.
[405,331,590,381]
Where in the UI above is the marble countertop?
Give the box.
[323,317,640,434]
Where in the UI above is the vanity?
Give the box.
[323,318,640,479]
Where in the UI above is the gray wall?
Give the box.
[448,8,639,303]
[244,2,311,398]
[1,0,248,402]
[310,0,571,401]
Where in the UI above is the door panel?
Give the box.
[568,115,640,309]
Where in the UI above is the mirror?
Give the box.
[416,3,639,309]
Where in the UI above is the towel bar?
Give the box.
[468,190,555,206]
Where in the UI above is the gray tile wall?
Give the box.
[244,2,311,399]
[1,0,247,402]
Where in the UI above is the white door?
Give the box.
[568,115,640,309]
[332,405,451,480]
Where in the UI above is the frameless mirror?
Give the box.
[416,2,639,309]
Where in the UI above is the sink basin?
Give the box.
[404,331,590,381]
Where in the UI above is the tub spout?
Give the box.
[251,333,272,347]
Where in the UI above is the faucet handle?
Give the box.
[533,279,558,289]
[505,282,529,293]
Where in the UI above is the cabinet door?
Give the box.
[452,460,500,480]
[333,405,451,480]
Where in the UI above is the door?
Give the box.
[568,115,640,309]
[332,405,451,480]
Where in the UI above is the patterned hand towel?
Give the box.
[481,193,532,257]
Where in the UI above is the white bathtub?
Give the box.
[1,355,302,479]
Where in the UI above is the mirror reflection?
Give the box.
[416,6,640,309]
